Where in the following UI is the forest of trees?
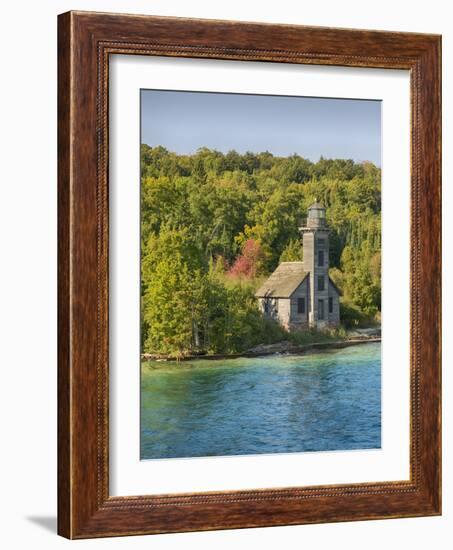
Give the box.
[141,145,381,357]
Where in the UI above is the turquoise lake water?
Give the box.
[141,342,381,460]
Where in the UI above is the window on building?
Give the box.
[329,296,333,314]
[318,249,324,267]
[263,300,269,314]
[317,238,326,247]
[318,299,325,320]
[317,275,325,291]
[297,297,305,314]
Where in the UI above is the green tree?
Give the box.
[279,238,303,262]
[143,255,196,356]
[140,145,383,354]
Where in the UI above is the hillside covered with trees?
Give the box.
[141,145,381,357]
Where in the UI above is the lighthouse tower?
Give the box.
[299,201,330,327]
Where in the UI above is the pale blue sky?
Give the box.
[141,89,381,165]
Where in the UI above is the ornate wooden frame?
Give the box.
[58,11,441,539]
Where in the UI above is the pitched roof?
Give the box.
[255,262,308,298]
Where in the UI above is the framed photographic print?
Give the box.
[58,11,441,538]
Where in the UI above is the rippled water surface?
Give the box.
[141,342,381,459]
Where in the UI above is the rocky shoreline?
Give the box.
[141,335,381,362]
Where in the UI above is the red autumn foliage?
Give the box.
[228,239,263,279]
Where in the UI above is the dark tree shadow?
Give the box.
[26,516,57,534]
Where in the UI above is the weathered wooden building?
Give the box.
[255,202,341,330]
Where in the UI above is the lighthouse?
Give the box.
[299,201,332,327]
[256,201,341,331]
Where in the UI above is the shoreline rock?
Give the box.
[141,337,381,362]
